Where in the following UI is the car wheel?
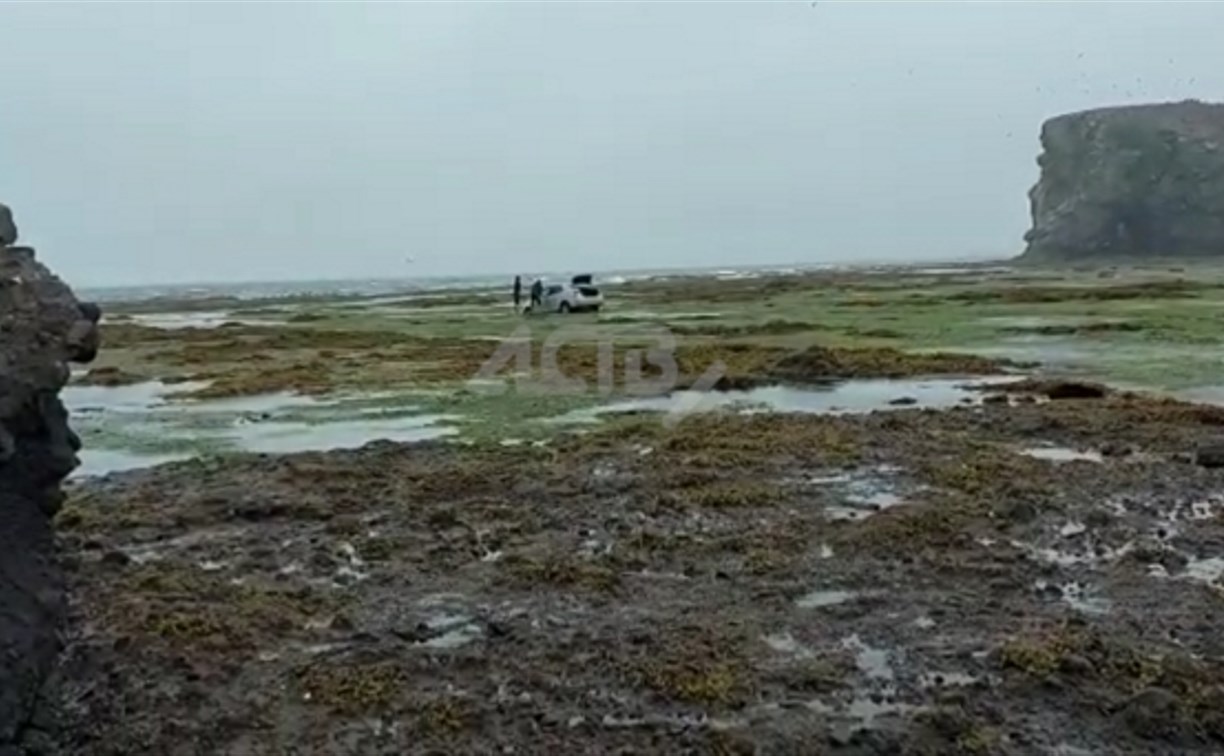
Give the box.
[559,302,571,314]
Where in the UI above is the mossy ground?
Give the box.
[49,262,1224,753]
[92,262,1224,394]
[74,262,1224,470]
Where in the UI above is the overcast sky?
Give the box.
[2,2,1221,287]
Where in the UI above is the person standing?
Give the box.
[513,275,523,313]
[531,278,544,310]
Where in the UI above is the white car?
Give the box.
[542,275,604,313]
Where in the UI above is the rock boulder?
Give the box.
[0,204,16,247]
[1021,100,1224,262]
[0,211,99,751]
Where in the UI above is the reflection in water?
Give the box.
[236,416,455,454]
[64,381,207,414]
[843,634,895,681]
[552,377,1020,425]
[790,634,912,742]
[67,381,457,476]
[416,614,485,650]
[1183,556,1224,585]
[806,467,912,522]
[124,311,286,330]
[1022,446,1104,463]
[1171,385,1224,406]
[796,589,859,610]
[181,391,322,414]
[71,449,192,479]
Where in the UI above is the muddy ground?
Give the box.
[40,380,1224,755]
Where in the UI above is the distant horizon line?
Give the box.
[75,253,1016,292]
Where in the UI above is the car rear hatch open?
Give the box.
[572,274,600,297]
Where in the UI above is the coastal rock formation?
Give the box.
[0,208,99,751]
[0,204,16,247]
[1022,100,1224,261]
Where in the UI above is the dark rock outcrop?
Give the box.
[1194,440,1224,469]
[0,204,16,248]
[1021,100,1224,261]
[0,208,99,751]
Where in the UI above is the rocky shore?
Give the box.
[0,204,100,753]
[42,382,1224,755]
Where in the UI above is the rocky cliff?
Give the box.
[0,204,16,248]
[1021,100,1224,262]
[0,204,99,753]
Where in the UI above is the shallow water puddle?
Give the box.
[796,589,859,610]
[64,381,206,414]
[791,637,911,741]
[66,381,313,428]
[1169,496,1224,522]
[124,311,285,329]
[183,391,323,415]
[1137,496,1223,531]
[842,634,894,681]
[845,490,904,509]
[1022,446,1103,463]
[1063,585,1112,615]
[69,383,459,475]
[823,505,874,522]
[1015,538,1134,569]
[1037,580,1112,615]
[328,541,370,584]
[1189,500,1219,521]
[1060,521,1088,538]
[808,473,852,485]
[966,340,1096,368]
[417,614,485,650]
[1172,386,1224,406]
[807,468,912,522]
[920,671,979,688]
[1182,557,1224,586]
[236,415,455,454]
[550,377,1023,424]
[72,448,192,479]
[763,632,813,657]
[805,695,916,736]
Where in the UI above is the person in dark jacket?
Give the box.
[513,276,523,313]
[530,278,544,310]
